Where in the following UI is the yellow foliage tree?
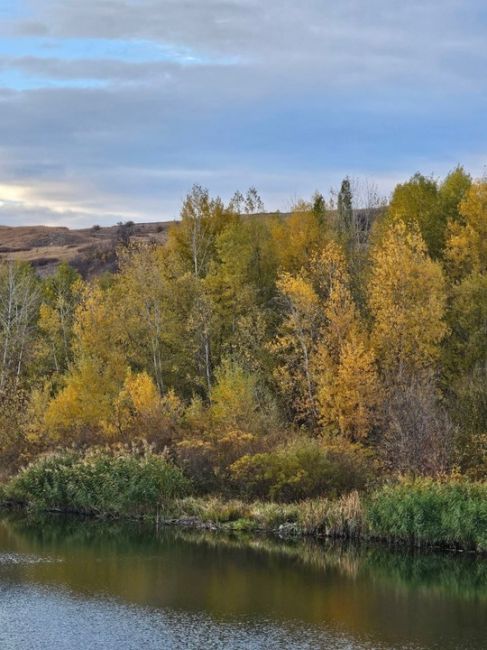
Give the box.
[368,219,447,374]
[270,201,329,273]
[446,180,487,279]
[309,244,381,441]
[272,271,322,424]
[316,332,381,441]
[113,370,183,443]
[44,284,128,441]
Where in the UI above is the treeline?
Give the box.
[0,171,486,499]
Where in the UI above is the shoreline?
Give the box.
[2,496,485,556]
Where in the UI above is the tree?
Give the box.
[368,220,451,470]
[244,187,264,214]
[446,180,487,279]
[270,200,329,273]
[0,262,40,389]
[310,243,381,441]
[44,283,128,441]
[438,166,472,226]
[168,185,233,278]
[387,173,443,257]
[38,262,82,376]
[445,272,487,378]
[272,271,322,425]
[115,221,135,248]
[114,370,164,438]
[337,177,353,238]
[115,244,178,394]
[312,192,327,226]
[316,332,381,442]
[368,220,447,374]
[205,218,276,368]
[382,371,453,476]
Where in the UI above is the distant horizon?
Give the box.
[1,163,486,231]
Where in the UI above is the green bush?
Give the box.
[5,447,190,517]
[367,478,487,551]
[230,438,374,502]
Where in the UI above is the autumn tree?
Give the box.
[368,220,447,374]
[445,180,487,279]
[168,185,234,278]
[270,200,329,273]
[37,262,82,377]
[205,218,277,373]
[311,243,381,441]
[0,261,40,389]
[272,271,322,425]
[438,166,471,227]
[443,181,487,473]
[115,244,186,394]
[387,173,442,257]
[44,283,128,441]
[368,219,450,471]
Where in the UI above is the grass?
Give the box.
[367,477,487,552]
[1,452,485,551]
[3,448,190,517]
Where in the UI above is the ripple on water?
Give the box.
[0,584,401,650]
[0,553,60,565]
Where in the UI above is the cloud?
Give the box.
[0,1,485,226]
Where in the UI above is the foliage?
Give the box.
[367,477,487,551]
[0,172,485,509]
[368,219,447,374]
[5,445,190,516]
[446,180,487,279]
[230,438,375,502]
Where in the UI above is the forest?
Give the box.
[0,168,486,544]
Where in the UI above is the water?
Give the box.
[0,514,485,649]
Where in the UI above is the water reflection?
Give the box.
[0,513,485,650]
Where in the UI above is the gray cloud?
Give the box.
[0,1,485,226]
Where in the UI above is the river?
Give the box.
[0,513,485,649]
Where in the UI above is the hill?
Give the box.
[0,221,173,277]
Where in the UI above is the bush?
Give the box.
[367,477,487,551]
[5,446,190,517]
[230,438,375,502]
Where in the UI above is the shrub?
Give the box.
[5,446,190,517]
[230,438,374,502]
[367,477,487,551]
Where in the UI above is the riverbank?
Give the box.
[0,450,487,553]
[157,486,487,554]
[0,449,485,553]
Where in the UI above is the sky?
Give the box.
[0,1,486,227]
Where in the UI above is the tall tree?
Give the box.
[272,271,322,426]
[38,262,82,376]
[337,177,353,238]
[368,220,447,375]
[388,173,443,257]
[0,262,39,389]
[445,180,487,279]
[168,185,233,278]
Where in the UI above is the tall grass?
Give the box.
[1,453,485,552]
[367,478,487,552]
[4,447,190,517]
[171,493,365,538]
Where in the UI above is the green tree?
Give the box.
[388,173,443,257]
